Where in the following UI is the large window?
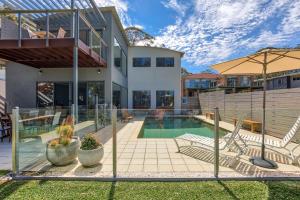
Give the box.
[156,57,174,67]
[239,76,251,87]
[113,83,128,109]
[133,57,151,67]
[133,91,151,109]
[114,37,127,77]
[156,90,174,109]
[37,81,104,108]
[227,77,237,87]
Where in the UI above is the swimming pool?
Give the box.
[138,117,227,138]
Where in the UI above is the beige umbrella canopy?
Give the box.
[213,48,300,75]
[212,48,300,169]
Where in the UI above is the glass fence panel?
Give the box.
[13,107,300,179]
[217,108,300,178]
[14,107,112,178]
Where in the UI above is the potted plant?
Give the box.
[46,116,80,166]
[78,134,104,167]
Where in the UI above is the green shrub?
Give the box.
[81,134,101,150]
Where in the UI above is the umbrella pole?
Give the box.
[249,52,278,169]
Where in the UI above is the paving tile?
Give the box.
[171,159,185,165]
[130,159,144,165]
[128,164,144,172]
[144,159,157,165]
[118,159,131,165]
[158,159,172,165]
[145,153,157,159]
[144,164,158,172]
[158,165,173,172]
[172,165,188,172]
[187,165,204,172]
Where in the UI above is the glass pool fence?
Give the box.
[9,107,300,179]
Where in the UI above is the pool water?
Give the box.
[138,117,227,138]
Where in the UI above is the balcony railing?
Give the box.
[0,9,107,62]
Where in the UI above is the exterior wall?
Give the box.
[290,75,300,88]
[6,62,39,111]
[128,46,182,110]
[111,14,128,88]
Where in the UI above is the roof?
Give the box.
[0,0,106,28]
[100,7,129,46]
[183,73,221,79]
[129,46,184,57]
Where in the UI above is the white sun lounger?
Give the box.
[174,116,247,156]
[229,115,300,163]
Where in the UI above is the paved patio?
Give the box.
[0,138,12,170]
[20,115,300,178]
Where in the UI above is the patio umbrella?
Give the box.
[212,47,300,169]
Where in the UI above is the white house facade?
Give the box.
[128,46,183,110]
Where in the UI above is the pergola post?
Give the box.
[72,9,79,123]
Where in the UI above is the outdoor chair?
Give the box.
[27,28,39,39]
[121,110,134,122]
[57,27,66,38]
[0,116,11,142]
[45,111,61,131]
[227,115,300,164]
[174,116,247,157]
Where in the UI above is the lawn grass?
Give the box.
[0,180,299,200]
[0,170,9,176]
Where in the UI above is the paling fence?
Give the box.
[10,106,300,179]
[199,88,300,140]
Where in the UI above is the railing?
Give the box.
[0,9,107,61]
[10,107,300,179]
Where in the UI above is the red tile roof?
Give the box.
[184,73,221,79]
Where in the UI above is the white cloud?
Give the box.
[156,0,300,69]
[95,0,300,70]
[161,0,188,16]
[95,0,131,26]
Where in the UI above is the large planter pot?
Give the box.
[46,136,80,166]
[78,145,104,167]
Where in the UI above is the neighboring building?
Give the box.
[255,70,300,90]
[182,73,221,97]
[128,46,183,109]
[0,5,183,117]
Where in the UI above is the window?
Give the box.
[240,76,251,87]
[182,97,188,104]
[156,57,174,67]
[114,38,121,68]
[156,90,174,109]
[114,37,127,77]
[227,77,237,87]
[133,91,151,109]
[121,50,127,76]
[133,57,151,67]
[113,83,128,109]
[37,82,54,107]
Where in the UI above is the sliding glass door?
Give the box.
[37,81,105,121]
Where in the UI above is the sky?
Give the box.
[96,0,300,73]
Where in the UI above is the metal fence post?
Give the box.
[214,107,219,178]
[12,107,19,175]
[95,95,99,131]
[112,108,117,178]
[17,12,22,47]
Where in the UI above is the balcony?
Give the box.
[0,5,107,68]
